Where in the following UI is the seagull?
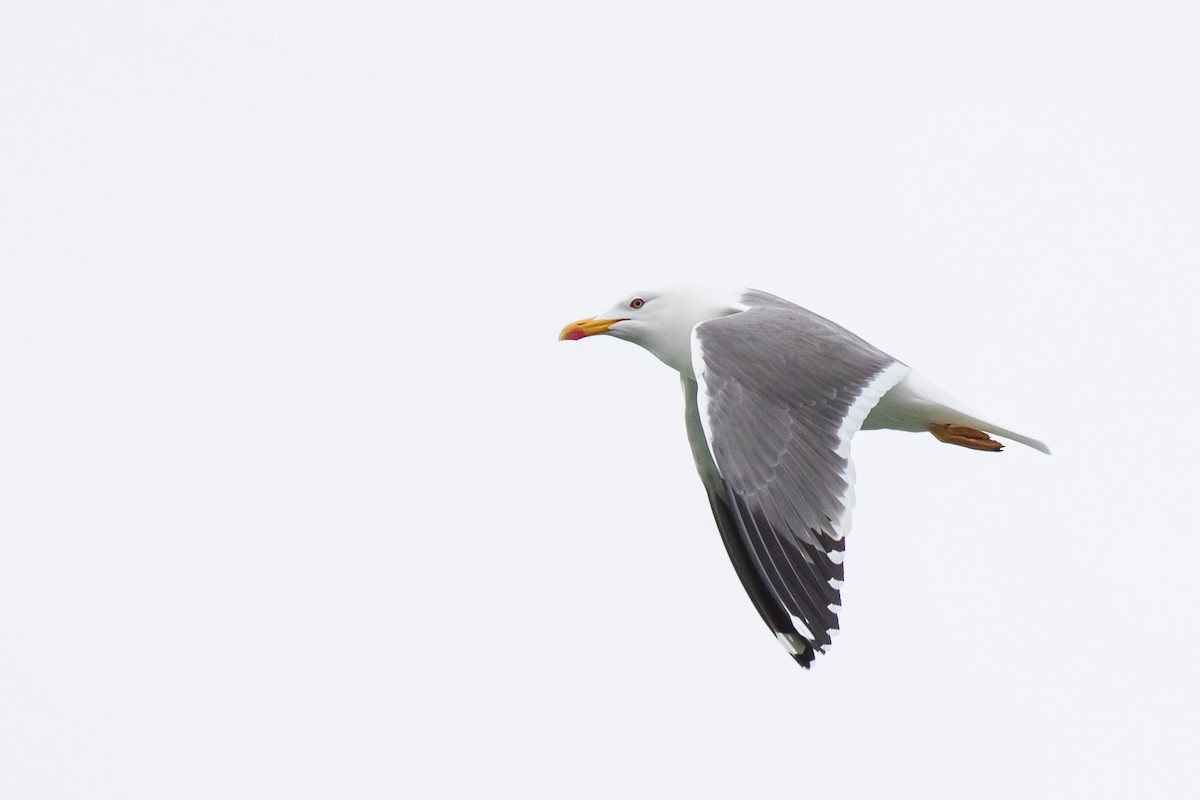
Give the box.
[560,286,1048,668]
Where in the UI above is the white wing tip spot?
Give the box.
[776,632,804,655]
[788,614,816,641]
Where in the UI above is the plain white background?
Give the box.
[2,2,1197,798]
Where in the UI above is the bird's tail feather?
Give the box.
[867,371,1051,454]
[950,413,1052,455]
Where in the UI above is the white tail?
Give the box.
[864,371,1051,454]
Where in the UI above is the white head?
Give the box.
[559,286,746,377]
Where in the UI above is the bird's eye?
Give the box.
[629,298,646,309]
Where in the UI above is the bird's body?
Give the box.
[560,286,1047,668]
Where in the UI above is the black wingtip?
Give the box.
[792,646,816,669]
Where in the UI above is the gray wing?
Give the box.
[688,302,910,667]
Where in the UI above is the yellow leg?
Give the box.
[928,423,1004,452]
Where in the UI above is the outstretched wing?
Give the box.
[685,302,910,667]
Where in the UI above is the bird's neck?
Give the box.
[641,334,699,379]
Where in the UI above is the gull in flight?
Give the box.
[560,286,1049,668]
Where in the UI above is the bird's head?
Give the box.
[559,286,745,377]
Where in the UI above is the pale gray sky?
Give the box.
[1,2,1197,798]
